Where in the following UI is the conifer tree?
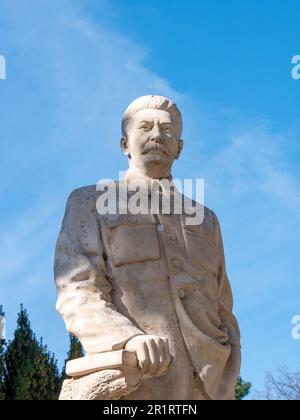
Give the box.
[61,333,84,382]
[25,338,60,400]
[235,376,252,400]
[5,305,60,400]
[0,305,6,400]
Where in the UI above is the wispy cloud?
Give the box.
[209,124,300,208]
[0,0,185,358]
[0,0,184,196]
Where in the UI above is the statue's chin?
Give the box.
[141,160,172,179]
[131,153,172,178]
[142,151,168,163]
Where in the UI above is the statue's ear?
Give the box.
[175,139,184,160]
[120,137,131,159]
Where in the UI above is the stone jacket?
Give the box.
[54,173,241,400]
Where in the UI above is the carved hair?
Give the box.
[122,95,183,138]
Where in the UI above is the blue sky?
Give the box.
[0,0,299,398]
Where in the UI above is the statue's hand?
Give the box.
[125,335,171,377]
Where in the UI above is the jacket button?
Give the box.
[156,224,165,232]
[171,257,183,269]
[179,288,186,299]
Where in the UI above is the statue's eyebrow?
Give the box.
[137,119,172,126]
[138,120,154,126]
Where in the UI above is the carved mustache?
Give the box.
[142,142,170,156]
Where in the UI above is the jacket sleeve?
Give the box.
[212,212,241,399]
[54,188,144,355]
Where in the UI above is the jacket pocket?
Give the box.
[107,214,161,267]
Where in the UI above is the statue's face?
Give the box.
[121,108,183,177]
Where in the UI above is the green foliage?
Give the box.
[235,376,252,400]
[66,334,84,361]
[61,334,84,382]
[4,305,60,400]
[0,305,6,400]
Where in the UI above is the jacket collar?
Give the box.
[122,168,178,197]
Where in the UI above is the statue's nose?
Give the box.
[151,126,163,143]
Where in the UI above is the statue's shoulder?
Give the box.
[204,205,218,224]
[66,181,120,208]
[200,204,218,233]
[67,185,98,204]
[69,181,120,198]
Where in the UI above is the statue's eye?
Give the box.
[139,125,152,131]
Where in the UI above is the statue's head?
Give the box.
[121,95,184,178]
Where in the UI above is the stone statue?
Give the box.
[54,95,241,400]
